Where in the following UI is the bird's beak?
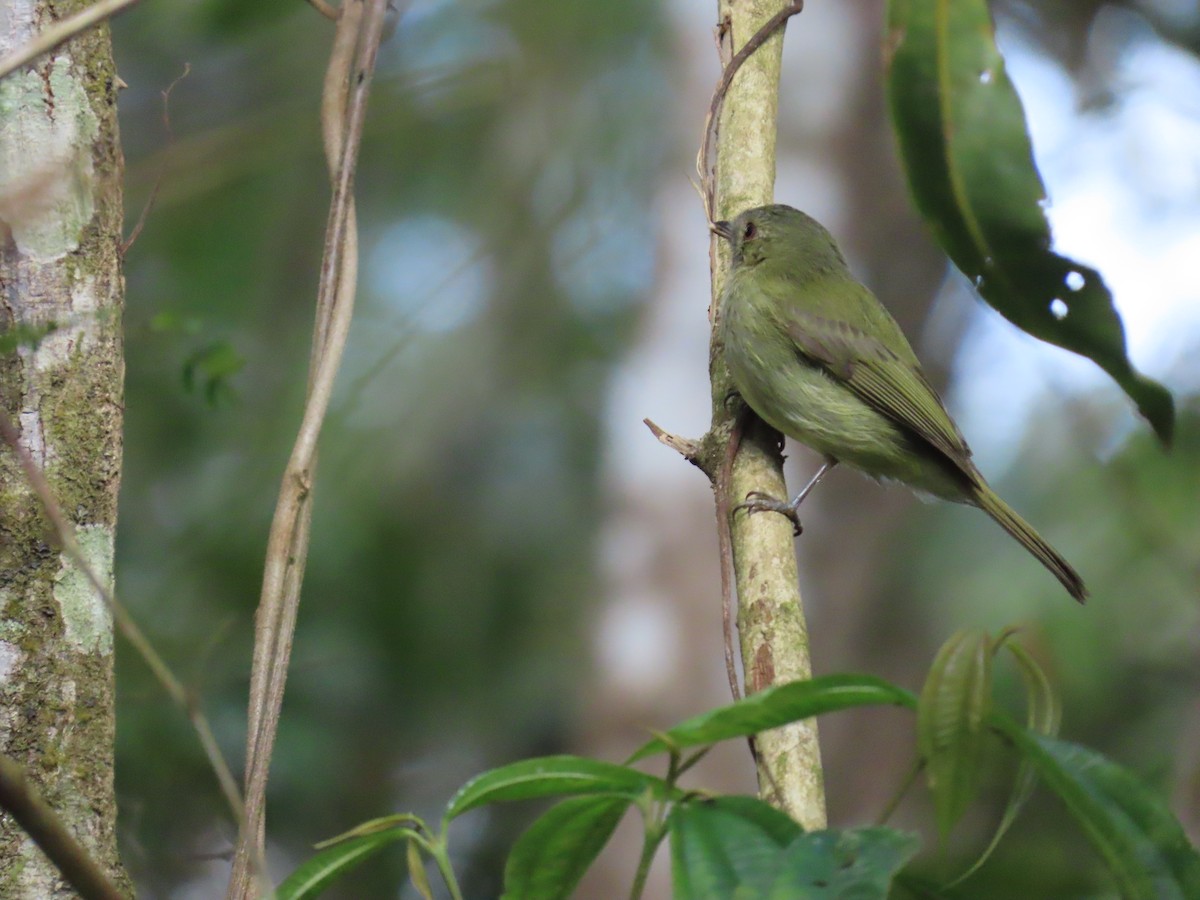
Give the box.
[710,220,734,242]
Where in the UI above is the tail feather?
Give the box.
[974,485,1087,604]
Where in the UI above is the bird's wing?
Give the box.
[786,309,973,466]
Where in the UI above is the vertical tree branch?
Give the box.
[707,0,826,829]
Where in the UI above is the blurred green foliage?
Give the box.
[113,1,670,895]
[887,402,1200,893]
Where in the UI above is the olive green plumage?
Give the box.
[715,204,1086,603]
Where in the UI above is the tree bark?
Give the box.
[0,2,128,894]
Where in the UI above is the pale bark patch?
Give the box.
[0,642,22,684]
[0,54,98,262]
[0,0,40,48]
[54,526,113,654]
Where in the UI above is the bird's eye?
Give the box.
[743,221,757,240]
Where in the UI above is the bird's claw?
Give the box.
[733,491,803,536]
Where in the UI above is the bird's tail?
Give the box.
[974,484,1087,604]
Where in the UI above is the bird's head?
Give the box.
[712,204,842,269]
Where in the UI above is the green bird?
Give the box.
[714,204,1086,603]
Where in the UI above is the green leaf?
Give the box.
[182,339,244,405]
[1002,639,1061,829]
[947,636,1061,885]
[766,828,921,899]
[1005,639,1062,740]
[995,719,1200,898]
[885,0,1173,443]
[444,755,671,822]
[406,839,434,900]
[669,798,800,898]
[500,795,630,900]
[918,629,993,840]
[149,310,202,335]
[313,812,427,849]
[692,795,805,847]
[275,828,411,899]
[669,800,918,900]
[630,675,917,762]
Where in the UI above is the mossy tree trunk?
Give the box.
[0,2,128,894]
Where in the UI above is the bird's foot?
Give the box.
[733,491,803,536]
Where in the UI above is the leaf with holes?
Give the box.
[885,0,1173,444]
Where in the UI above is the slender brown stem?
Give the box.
[717,411,745,702]
[0,0,145,80]
[306,0,340,20]
[696,1,804,223]
[0,756,125,900]
[0,412,245,825]
[704,1,804,704]
[122,63,191,256]
[226,1,392,896]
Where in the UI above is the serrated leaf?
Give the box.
[994,718,1200,898]
[444,755,670,822]
[918,629,994,840]
[694,795,805,847]
[885,0,1173,443]
[500,795,630,900]
[669,798,802,898]
[275,828,410,899]
[630,675,917,762]
[767,828,921,899]
[670,801,917,900]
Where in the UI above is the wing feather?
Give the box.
[786,310,974,469]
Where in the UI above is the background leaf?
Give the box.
[406,839,435,900]
[995,719,1200,898]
